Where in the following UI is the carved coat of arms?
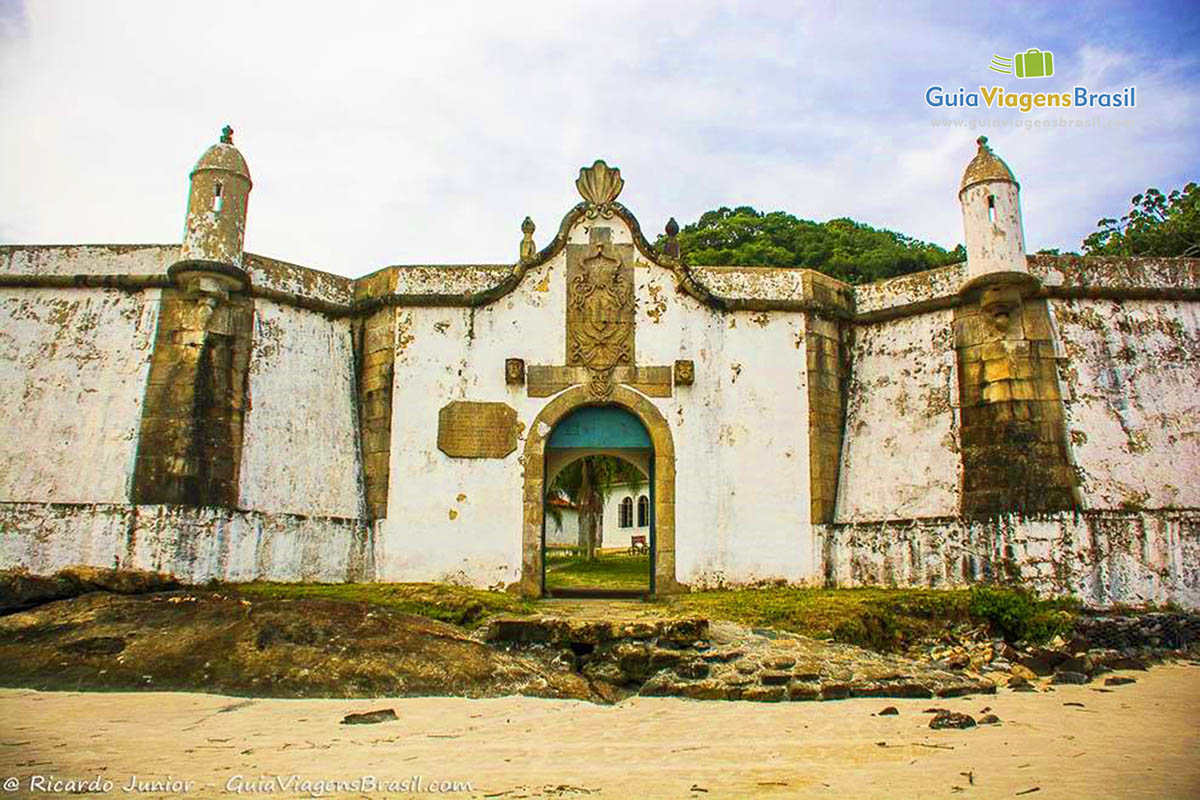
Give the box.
[568,244,633,397]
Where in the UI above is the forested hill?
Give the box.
[655,206,965,285]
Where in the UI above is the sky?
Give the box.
[0,0,1197,276]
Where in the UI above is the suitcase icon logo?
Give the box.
[989,49,1054,79]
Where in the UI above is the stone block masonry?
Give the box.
[131,288,253,506]
[804,311,849,524]
[353,307,396,519]
[954,294,1080,517]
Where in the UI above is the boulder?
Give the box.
[929,711,976,730]
[1051,670,1089,685]
[341,709,397,725]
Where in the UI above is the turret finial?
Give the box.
[664,217,681,259]
[519,216,536,261]
[221,125,234,145]
[977,135,989,150]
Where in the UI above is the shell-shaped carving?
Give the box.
[576,160,624,206]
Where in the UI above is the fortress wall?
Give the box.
[245,253,355,306]
[237,298,362,518]
[0,244,176,277]
[634,259,813,587]
[0,502,372,583]
[823,510,1200,608]
[378,254,566,588]
[835,309,961,523]
[0,285,160,504]
[1052,296,1200,510]
[826,257,1200,606]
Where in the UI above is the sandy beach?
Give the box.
[1,663,1197,799]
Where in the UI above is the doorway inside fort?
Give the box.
[543,406,654,598]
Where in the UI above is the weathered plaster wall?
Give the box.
[238,299,362,517]
[0,244,176,277]
[634,255,813,587]
[0,503,372,583]
[0,286,159,503]
[246,253,355,307]
[1053,296,1200,510]
[379,254,564,588]
[836,309,960,522]
[824,511,1200,608]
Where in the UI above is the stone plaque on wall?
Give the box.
[437,401,518,459]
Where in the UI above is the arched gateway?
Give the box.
[520,385,678,597]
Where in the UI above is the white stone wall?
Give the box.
[0,286,159,504]
[238,299,362,518]
[836,310,961,523]
[636,283,812,586]
[379,249,565,588]
[0,503,371,583]
[1053,297,1200,510]
[0,244,175,276]
[825,511,1200,608]
[379,214,814,588]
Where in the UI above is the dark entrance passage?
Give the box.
[543,406,654,599]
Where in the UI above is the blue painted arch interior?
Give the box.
[547,405,652,450]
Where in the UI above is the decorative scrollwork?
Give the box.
[588,367,616,399]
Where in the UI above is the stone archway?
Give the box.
[520,385,678,597]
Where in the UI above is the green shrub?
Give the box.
[968,586,1077,644]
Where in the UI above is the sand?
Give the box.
[1,664,1197,799]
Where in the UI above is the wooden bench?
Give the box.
[628,535,648,555]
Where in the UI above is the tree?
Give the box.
[1083,182,1200,257]
[547,456,645,559]
[655,206,964,284]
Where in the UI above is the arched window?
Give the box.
[618,497,633,528]
[637,495,649,527]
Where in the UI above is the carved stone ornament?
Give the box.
[674,359,695,386]
[979,284,1023,333]
[568,245,633,398]
[505,357,525,385]
[576,160,624,219]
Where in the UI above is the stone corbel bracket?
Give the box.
[168,259,250,304]
[958,270,1042,334]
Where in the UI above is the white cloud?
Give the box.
[0,0,1196,274]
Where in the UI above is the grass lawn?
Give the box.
[544,551,651,591]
